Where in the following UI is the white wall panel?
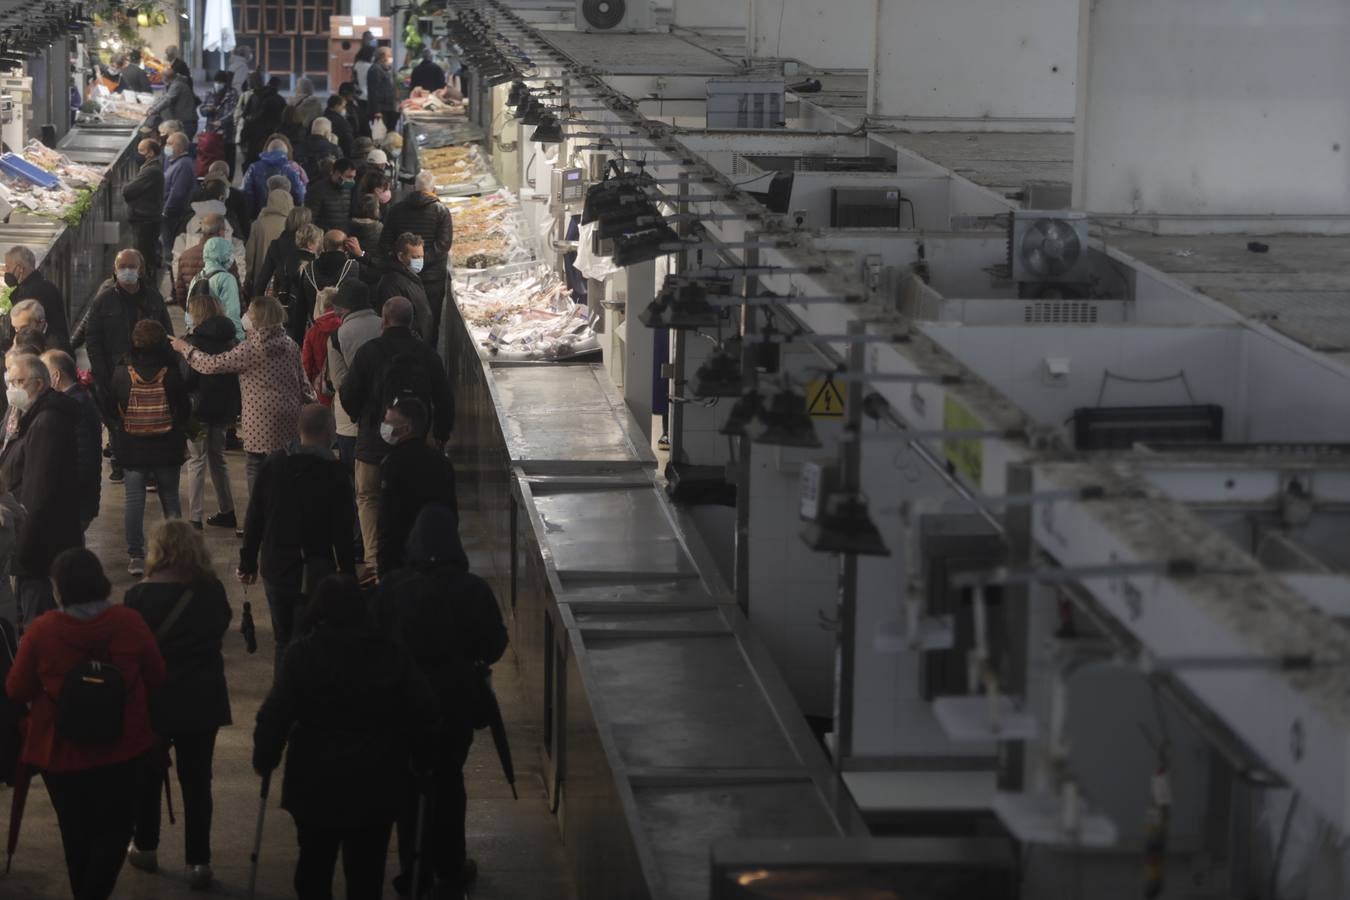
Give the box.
[748,0,874,67]
[1074,0,1350,217]
[873,0,1078,123]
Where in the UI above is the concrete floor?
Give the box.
[0,445,577,899]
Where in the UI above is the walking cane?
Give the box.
[410,789,429,900]
[247,772,271,900]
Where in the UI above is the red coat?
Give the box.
[5,606,166,774]
[301,310,343,407]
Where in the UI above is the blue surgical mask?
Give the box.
[408,257,424,274]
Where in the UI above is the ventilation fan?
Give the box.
[576,0,657,31]
[1010,210,1089,286]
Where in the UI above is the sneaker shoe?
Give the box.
[127,845,158,873]
[146,482,157,494]
[128,557,145,577]
[657,433,671,451]
[109,466,125,484]
[190,520,204,531]
[206,510,237,529]
[102,446,113,459]
[188,864,213,891]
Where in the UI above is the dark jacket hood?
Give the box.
[404,503,467,571]
[191,314,237,343]
[26,385,80,426]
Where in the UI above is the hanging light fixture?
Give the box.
[801,493,890,556]
[753,387,821,447]
[692,343,743,397]
[720,391,766,437]
[530,113,563,144]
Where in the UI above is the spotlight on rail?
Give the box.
[801,493,890,556]
[753,388,820,448]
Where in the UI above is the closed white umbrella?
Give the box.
[202,0,236,69]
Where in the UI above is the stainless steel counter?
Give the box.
[444,298,865,900]
[0,120,142,324]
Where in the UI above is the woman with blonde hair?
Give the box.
[171,294,313,500]
[182,285,240,531]
[124,520,231,890]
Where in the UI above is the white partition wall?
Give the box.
[1073,0,1350,222]
[871,0,1078,126]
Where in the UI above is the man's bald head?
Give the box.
[382,296,414,330]
[323,229,347,253]
[200,213,225,238]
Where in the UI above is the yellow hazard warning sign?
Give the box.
[806,378,846,419]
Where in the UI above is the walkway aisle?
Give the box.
[0,448,576,898]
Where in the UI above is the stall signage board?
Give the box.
[806,378,846,419]
[943,395,983,485]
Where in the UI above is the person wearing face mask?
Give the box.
[379,171,452,347]
[366,47,398,132]
[0,354,83,626]
[121,139,164,284]
[375,396,457,579]
[322,94,355,160]
[85,250,175,482]
[303,116,340,182]
[338,81,372,141]
[375,234,434,346]
[7,298,70,358]
[339,297,453,581]
[170,295,313,505]
[161,132,196,269]
[305,158,358,233]
[3,246,70,352]
[119,49,153,94]
[41,350,101,532]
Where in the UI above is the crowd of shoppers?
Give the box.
[0,41,495,900]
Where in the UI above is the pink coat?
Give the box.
[183,325,313,453]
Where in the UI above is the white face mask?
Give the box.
[115,268,139,287]
[379,422,398,444]
[6,386,30,412]
[241,313,253,332]
[408,256,424,274]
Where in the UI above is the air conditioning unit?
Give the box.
[1010,210,1090,288]
[576,0,657,32]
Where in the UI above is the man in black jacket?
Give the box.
[253,574,439,900]
[304,158,357,232]
[121,139,164,283]
[338,81,371,140]
[339,297,453,579]
[379,503,507,896]
[409,49,446,93]
[366,47,397,131]
[376,397,456,578]
[84,249,175,481]
[41,351,100,531]
[375,233,434,343]
[119,50,153,94]
[3,245,70,351]
[0,354,82,628]
[322,96,355,160]
[238,404,356,673]
[378,172,453,346]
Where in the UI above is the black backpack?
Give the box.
[55,646,126,745]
